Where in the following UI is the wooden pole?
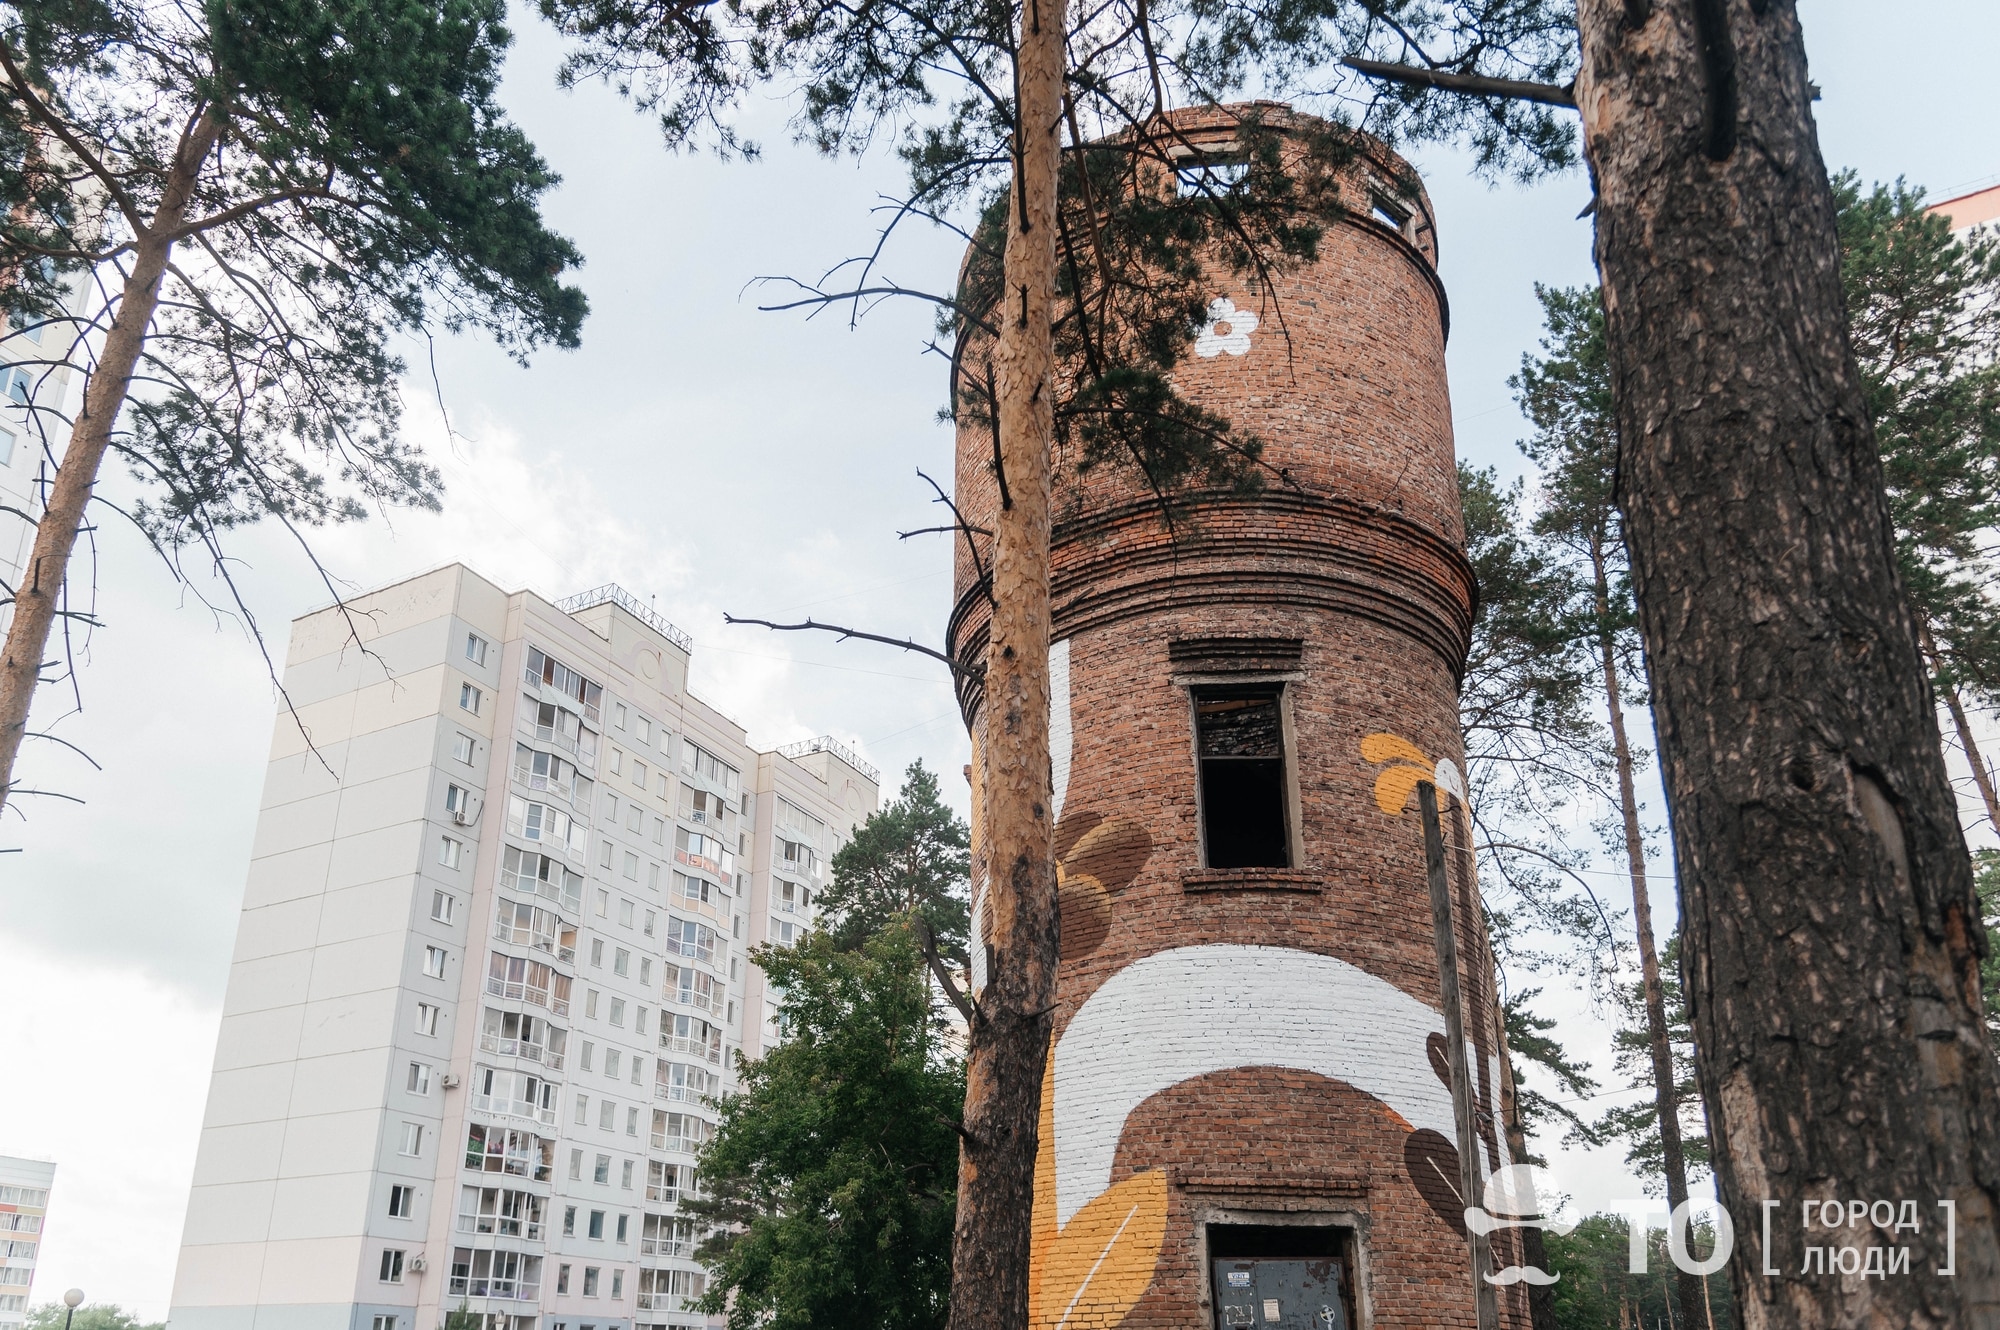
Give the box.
[1419,779,1500,1330]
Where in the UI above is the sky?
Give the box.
[2,0,1998,1317]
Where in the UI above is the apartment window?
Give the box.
[388,1184,415,1219]
[733,915,743,939]
[618,898,635,928]
[558,1263,572,1294]
[589,1210,606,1240]
[605,1049,622,1080]
[591,939,606,968]
[599,840,614,869]
[635,1005,649,1036]
[438,836,463,869]
[642,910,656,937]
[408,1062,434,1095]
[432,890,456,925]
[616,1213,630,1243]
[599,1098,616,1130]
[596,889,611,918]
[586,989,600,1019]
[611,748,626,776]
[460,683,483,714]
[650,819,665,846]
[622,851,639,880]
[424,946,448,979]
[609,998,626,1027]
[615,704,628,730]
[400,1123,424,1157]
[575,1092,590,1124]
[594,1155,611,1185]
[611,1270,625,1300]
[620,1159,634,1189]
[638,958,652,987]
[373,1316,397,1330]
[569,1148,583,1180]
[625,1106,639,1136]
[583,1268,601,1298]
[637,717,651,744]
[613,948,630,978]
[453,732,476,764]
[564,1206,578,1236]
[466,632,489,666]
[1192,685,1292,868]
[446,784,471,817]
[416,1003,440,1036]
[630,1055,643,1086]
[379,1249,406,1284]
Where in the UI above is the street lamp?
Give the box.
[62,1288,84,1330]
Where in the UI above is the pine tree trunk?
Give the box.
[1574,1,2000,1324]
[943,1,1064,1326]
[1593,547,1704,1327]
[0,113,222,812]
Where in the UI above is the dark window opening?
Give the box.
[1209,1224,1355,1330]
[1177,158,1250,197]
[1194,687,1291,869]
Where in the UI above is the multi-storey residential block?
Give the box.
[166,567,876,1330]
[0,1156,55,1330]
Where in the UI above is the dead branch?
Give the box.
[1341,58,1577,108]
[722,613,986,681]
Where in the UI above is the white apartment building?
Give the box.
[0,1157,55,1330]
[167,566,877,1330]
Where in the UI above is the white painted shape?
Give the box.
[1049,637,1073,823]
[1052,943,1457,1225]
[1432,757,1467,806]
[1194,298,1258,358]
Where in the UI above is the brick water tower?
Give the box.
[948,106,1527,1330]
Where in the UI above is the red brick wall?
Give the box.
[951,107,1525,1330]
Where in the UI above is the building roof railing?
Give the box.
[555,584,694,654]
[777,735,880,784]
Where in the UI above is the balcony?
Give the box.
[448,1277,542,1302]
[478,1032,566,1072]
[471,1092,558,1127]
[456,1216,546,1242]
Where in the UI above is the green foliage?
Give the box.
[1457,460,1618,979]
[0,0,585,551]
[1834,172,2000,706]
[1502,988,1600,1152]
[1594,932,1710,1193]
[1543,1214,1737,1330]
[819,759,971,970]
[687,926,964,1330]
[1977,848,2000,1056]
[24,1306,161,1330]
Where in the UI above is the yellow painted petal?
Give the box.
[1373,764,1429,817]
[1035,1170,1170,1330]
[1360,732,1431,767]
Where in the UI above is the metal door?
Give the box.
[1212,1257,1349,1330]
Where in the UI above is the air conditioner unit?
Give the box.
[439,1072,461,1090]
[407,1255,427,1274]
[451,810,470,826]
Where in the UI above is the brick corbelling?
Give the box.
[947,490,1476,726]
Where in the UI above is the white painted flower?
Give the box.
[1194,296,1258,358]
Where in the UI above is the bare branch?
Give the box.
[1341,57,1577,109]
[722,613,984,680]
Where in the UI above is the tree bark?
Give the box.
[1593,544,1704,1327]
[0,112,223,813]
[1575,1,2000,1324]
[944,0,1063,1326]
